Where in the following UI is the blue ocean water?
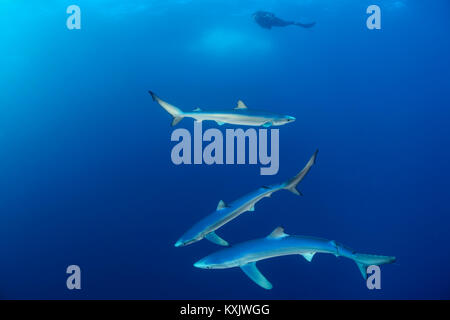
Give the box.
[1,0,449,299]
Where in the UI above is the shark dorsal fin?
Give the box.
[235,100,248,110]
[267,227,288,239]
[193,107,202,112]
[217,200,228,210]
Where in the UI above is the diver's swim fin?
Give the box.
[294,22,316,28]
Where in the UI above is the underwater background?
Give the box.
[1,0,449,299]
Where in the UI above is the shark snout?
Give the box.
[175,237,198,247]
[193,258,209,269]
[174,240,183,247]
[279,115,296,125]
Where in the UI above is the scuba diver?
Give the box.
[253,11,316,29]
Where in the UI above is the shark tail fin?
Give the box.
[353,253,396,280]
[294,21,316,28]
[284,149,318,196]
[148,91,184,126]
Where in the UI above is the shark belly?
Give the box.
[188,112,272,126]
[206,187,277,234]
[235,237,337,265]
[200,186,282,243]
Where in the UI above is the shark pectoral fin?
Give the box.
[262,122,273,128]
[288,188,302,196]
[240,262,273,290]
[356,262,369,280]
[216,121,225,126]
[300,252,316,262]
[171,117,183,126]
[205,232,229,246]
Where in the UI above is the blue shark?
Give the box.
[174,150,318,247]
[194,227,396,289]
[149,91,296,127]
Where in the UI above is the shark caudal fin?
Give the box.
[353,253,396,280]
[284,149,318,196]
[148,91,184,126]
